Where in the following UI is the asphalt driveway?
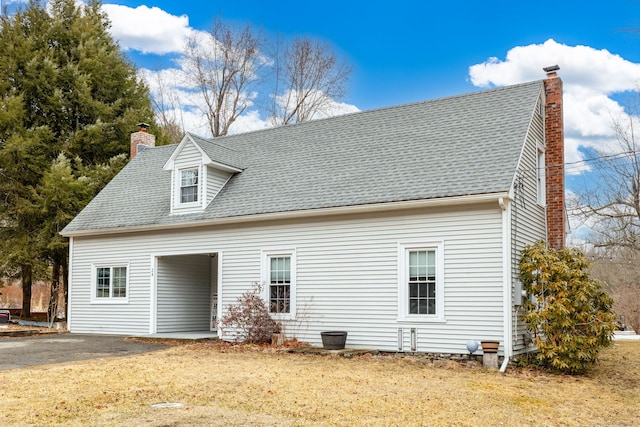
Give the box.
[0,334,168,370]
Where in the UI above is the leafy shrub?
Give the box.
[519,241,616,374]
[217,283,281,343]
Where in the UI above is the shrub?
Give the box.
[519,241,617,374]
[217,283,281,343]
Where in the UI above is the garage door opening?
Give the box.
[154,253,218,334]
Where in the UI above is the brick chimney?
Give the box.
[543,65,565,250]
[130,123,156,159]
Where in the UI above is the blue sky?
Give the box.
[101,1,640,110]
[6,1,640,133]
[5,0,640,241]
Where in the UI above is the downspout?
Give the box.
[499,197,513,373]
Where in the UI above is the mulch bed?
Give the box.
[0,323,63,338]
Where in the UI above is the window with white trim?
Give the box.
[180,168,199,203]
[398,243,444,321]
[262,250,296,317]
[93,265,128,301]
[537,148,545,205]
[408,250,436,314]
[269,256,290,313]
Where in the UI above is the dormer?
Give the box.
[163,133,244,215]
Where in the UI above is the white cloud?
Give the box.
[314,99,360,118]
[228,111,270,135]
[470,39,640,245]
[469,40,640,94]
[101,4,192,54]
[469,39,640,175]
[105,4,359,136]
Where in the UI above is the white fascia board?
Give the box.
[163,134,242,173]
[508,84,544,193]
[163,134,212,170]
[162,134,192,171]
[61,192,509,237]
[204,160,243,173]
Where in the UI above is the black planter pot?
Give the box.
[321,331,348,350]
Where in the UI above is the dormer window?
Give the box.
[180,168,199,204]
[163,133,244,215]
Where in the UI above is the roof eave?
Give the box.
[60,192,509,238]
[204,160,243,173]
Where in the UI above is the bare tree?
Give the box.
[573,93,640,332]
[183,20,264,137]
[573,95,640,249]
[269,37,352,126]
[589,247,640,333]
[147,68,186,144]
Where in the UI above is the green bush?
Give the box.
[519,241,616,374]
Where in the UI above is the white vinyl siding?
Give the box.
[69,203,505,354]
[510,92,548,353]
[156,254,211,332]
[206,167,232,205]
[172,141,203,214]
[72,246,148,334]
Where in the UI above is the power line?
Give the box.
[517,149,640,178]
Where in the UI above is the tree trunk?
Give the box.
[21,264,32,318]
[48,260,61,323]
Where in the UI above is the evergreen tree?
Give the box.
[0,0,159,316]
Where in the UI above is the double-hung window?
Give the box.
[93,265,129,302]
[269,256,290,313]
[262,250,296,318]
[408,250,436,315]
[180,168,199,204]
[398,243,444,322]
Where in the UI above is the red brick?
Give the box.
[544,76,565,250]
[130,129,156,159]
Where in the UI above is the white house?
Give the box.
[61,69,566,361]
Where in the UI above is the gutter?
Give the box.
[61,192,509,238]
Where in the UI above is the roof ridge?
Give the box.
[199,79,544,141]
[186,132,246,153]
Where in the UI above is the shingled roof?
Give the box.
[62,80,543,235]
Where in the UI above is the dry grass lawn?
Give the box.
[0,340,638,426]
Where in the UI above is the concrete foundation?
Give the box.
[483,353,499,369]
